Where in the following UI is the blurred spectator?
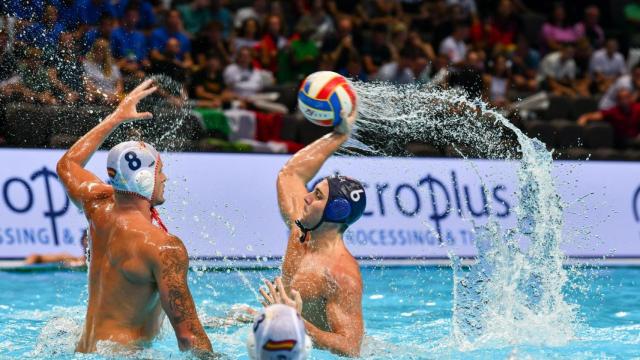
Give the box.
[589,39,626,93]
[223,47,274,98]
[366,0,404,27]
[362,24,393,76]
[390,22,409,52]
[233,18,261,55]
[177,0,213,35]
[111,6,149,77]
[0,30,18,98]
[540,3,579,52]
[483,54,510,107]
[290,21,319,81]
[209,0,234,39]
[484,0,521,52]
[151,37,189,83]
[191,55,234,107]
[75,0,116,27]
[624,0,640,48]
[575,5,604,50]
[539,43,588,97]
[82,14,115,54]
[321,16,362,71]
[439,22,469,64]
[150,10,193,69]
[4,0,46,22]
[573,37,593,83]
[406,31,436,63]
[234,0,268,29]
[599,64,640,110]
[433,2,470,46]
[446,0,478,20]
[12,47,58,105]
[340,54,368,81]
[47,33,84,104]
[326,0,366,26]
[376,46,428,84]
[579,88,640,148]
[193,21,231,68]
[83,38,123,105]
[448,50,484,99]
[259,15,288,73]
[53,0,80,31]
[295,0,334,47]
[16,5,64,57]
[25,229,88,267]
[511,36,540,92]
[113,0,156,30]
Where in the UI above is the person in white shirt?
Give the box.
[538,43,588,97]
[590,39,627,92]
[439,23,468,64]
[599,64,640,109]
[223,47,274,98]
[234,0,268,29]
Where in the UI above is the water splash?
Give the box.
[345,80,577,348]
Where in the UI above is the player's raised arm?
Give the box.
[277,110,356,224]
[152,235,214,356]
[57,79,157,209]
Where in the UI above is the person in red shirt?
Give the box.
[578,87,640,147]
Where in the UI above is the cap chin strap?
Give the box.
[151,207,168,233]
[294,218,323,243]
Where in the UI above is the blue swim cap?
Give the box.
[295,175,366,242]
[322,175,367,226]
[107,141,161,201]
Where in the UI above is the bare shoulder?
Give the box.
[326,257,363,298]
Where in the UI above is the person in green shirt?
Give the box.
[177,0,212,35]
[625,1,640,46]
[290,21,319,82]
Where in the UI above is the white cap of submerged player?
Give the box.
[247,304,312,360]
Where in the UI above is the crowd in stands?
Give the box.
[0,0,639,159]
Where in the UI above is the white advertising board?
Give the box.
[0,149,639,260]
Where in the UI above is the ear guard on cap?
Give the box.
[324,197,351,222]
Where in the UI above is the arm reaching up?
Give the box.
[276,110,357,225]
[57,79,157,209]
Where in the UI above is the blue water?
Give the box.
[0,266,638,359]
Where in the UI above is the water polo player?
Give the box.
[260,110,365,356]
[56,80,213,356]
[246,304,312,360]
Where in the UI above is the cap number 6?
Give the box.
[350,189,364,202]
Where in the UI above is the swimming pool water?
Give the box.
[0,266,638,359]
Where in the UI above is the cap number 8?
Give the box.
[124,151,142,171]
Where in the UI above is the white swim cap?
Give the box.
[107,141,161,201]
[247,304,312,360]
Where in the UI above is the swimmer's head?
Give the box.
[107,141,167,205]
[297,175,366,238]
[246,304,311,360]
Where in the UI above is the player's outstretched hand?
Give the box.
[259,277,303,314]
[112,79,158,123]
[335,108,357,135]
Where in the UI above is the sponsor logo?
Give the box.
[1,166,72,247]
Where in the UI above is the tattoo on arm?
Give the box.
[159,238,212,351]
